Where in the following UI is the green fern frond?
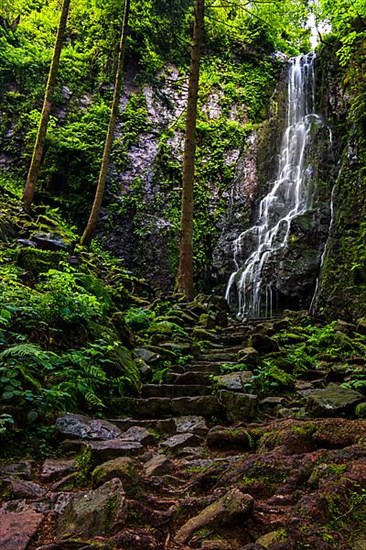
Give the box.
[84,391,105,408]
[0,343,42,360]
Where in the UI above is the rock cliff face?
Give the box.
[313,39,366,320]
[98,58,280,292]
[99,53,337,312]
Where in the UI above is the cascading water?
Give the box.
[225,53,325,318]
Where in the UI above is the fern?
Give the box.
[84,391,105,408]
[0,343,43,360]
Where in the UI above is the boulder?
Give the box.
[237,347,260,368]
[250,334,279,354]
[207,427,255,451]
[3,478,46,499]
[174,416,208,436]
[160,433,202,451]
[0,461,33,480]
[143,454,172,477]
[174,488,254,544]
[306,383,364,416]
[215,371,253,392]
[86,440,144,465]
[57,478,126,539]
[41,459,76,482]
[0,511,44,550]
[91,457,136,488]
[119,426,155,445]
[56,414,121,440]
[218,390,258,421]
[134,348,160,363]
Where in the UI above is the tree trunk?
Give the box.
[80,0,130,248]
[23,0,71,212]
[176,0,205,300]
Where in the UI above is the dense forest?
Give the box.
[1,0,366,548]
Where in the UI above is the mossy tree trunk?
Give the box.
[80,0,130,248]
[23,0,71,212]
[176,0,205,300]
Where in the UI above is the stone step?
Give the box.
[168,371,213,385]
[222,333,250,346]
[107,417,177,435]
[198,353,237,362]
[109,396,222,419]
[189,361,234,373]
[201,345,243,355]
[141,384,212,398]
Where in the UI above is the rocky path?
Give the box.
[2,317,366,549]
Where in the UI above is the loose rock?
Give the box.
[306,383,364,416]
[218,390,258,421]
[91,456,136,487]
[56,413,121,440]
[0,511,44,550]
[57,478,126,539]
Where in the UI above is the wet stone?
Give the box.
[120,426,155,445]
[215,371,253,392]
[56,413,121,440]
[306,383,364,416]
[86,439,145,465]
[219,390,258,422]
[91,456,136,487]
[174,415,208,436]
[160,432,202,451]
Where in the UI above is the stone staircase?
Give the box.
[107,321,253,422]
[3,315,366,549]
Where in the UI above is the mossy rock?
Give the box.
[57,478,127,538]
[17,248,65,276]
[148,321,188,338]
[91,457,137,489]
[306,383,364,417]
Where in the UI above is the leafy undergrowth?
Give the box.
[216,313,366,412]
[0,174,154,455]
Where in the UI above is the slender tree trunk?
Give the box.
[23,0,71,212]
[176,0,205,300]
[80,0,130,248]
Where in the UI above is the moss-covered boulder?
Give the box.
[237,347,259,367]
[306,383,365,417]
[57,478,126,539]
[91,457,137,488]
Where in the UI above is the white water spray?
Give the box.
[225,53,325,318]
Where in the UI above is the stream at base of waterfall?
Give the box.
[225,53,331,319]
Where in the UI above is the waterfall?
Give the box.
[225,53,324,318]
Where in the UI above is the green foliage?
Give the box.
[125,307,155,331]
[0,413,15,435]
[318,0,366,66]
[220,362,248,373]
[249,361,295,395]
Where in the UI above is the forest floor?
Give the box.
[2,313,366,550]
